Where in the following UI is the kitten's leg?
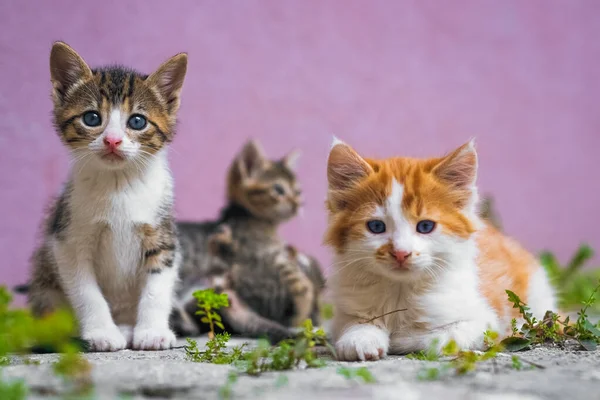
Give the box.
[221,289,297,344]
[389,321,489,354]
[133,222,179,350]
[52,241,127,352]
[170,302,200,337]
[333,312,390,361]
[118,325,134,348]
[276,249,314,327]
[29,247,70,317]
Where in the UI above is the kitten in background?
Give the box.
[479,195,502,231]
[173,141,325,342]
[324,138,555,361]
[28,42,187,351]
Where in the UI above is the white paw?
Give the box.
[336,324,389,361]
[118,325,134,347]
[83,326,127,352]
[132,327,176,350]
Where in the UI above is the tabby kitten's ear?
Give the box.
[327,138,373,192]
[235,140,268,179]
[147,53,188,113]
[282,149,301,171]
[49,42,93,104]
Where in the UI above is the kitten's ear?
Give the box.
[147,53,188,111]
[49,42,92,103]
[236,140,268,179]
[282,149,301,171]
[327,138,373,192]
[433,139,478,200]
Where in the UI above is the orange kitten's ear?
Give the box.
[147,53,188,111]
[49,42,92,103]
[327,138,373,192]
[432,140,478,211]
[433,140,478,190]
[282,149,301,171]
[235,140,268,179]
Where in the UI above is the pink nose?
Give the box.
[103,136,123,151]
[392,250,412,263]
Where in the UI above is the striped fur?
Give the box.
[28,42,187,352]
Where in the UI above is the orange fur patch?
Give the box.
[476,224,537,322]
[325,141,543,329]
[325,152,475,253]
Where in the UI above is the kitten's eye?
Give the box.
[273,183,286,196]
[416,220,436,234]
[82,111,102,127]
[367,220,386,234]
[127,114,147,130]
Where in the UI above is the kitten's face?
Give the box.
[325,139,479,282]
[49,42,187,170]
[227,141,302,222]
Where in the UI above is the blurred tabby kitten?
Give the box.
[27,42,187,351]
[479,195,502,231]
[173,141,325,342]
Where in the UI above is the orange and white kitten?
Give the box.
[324,139,556,361]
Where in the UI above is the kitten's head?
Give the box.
[227,140,302,222]
[49,41,187,169]
[324,138,480,282]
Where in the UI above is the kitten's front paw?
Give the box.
[83,326,127,352]
[132,327,176,350]
[118,325,134,348]
[335,325,389,361]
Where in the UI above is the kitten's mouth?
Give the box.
[101,152,126,162]
[389,263,412,272]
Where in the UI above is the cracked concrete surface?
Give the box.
[4,337,600,400]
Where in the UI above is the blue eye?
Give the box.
[416,220,436,234]
[82,111,101,127]
[127,114,147,130]
[367,220,386,234]
[273,184,286,196]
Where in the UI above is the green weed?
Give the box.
[193,289,229,339]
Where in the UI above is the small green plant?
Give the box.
[336,366,376,383]
[320,303,334,321]
[241,320,332,376]
[274,375,289,388]
[540,245,600,313]
[0,373,27,400]
[218,371,238,400]
[412,331,528,380]
[511,355,523,370]
[184,334,247,364]
[193,289,230,339]
[0,285,89,399]
[406,339,440,361]
[53,347,92,378]
[504,285,600,351]
[211,319,335,398]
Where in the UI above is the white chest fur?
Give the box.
[66,152,173,288]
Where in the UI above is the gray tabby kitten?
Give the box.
[172,141,325,342]
[27,42,187,351]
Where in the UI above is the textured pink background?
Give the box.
[1,1,599,294]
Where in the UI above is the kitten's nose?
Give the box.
[392,250,412,263]
[103,136,123,151]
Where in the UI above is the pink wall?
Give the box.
[1,0,599,292]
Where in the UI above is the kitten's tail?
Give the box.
[219,291,298,344]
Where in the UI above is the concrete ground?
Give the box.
[4,337,600,400]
